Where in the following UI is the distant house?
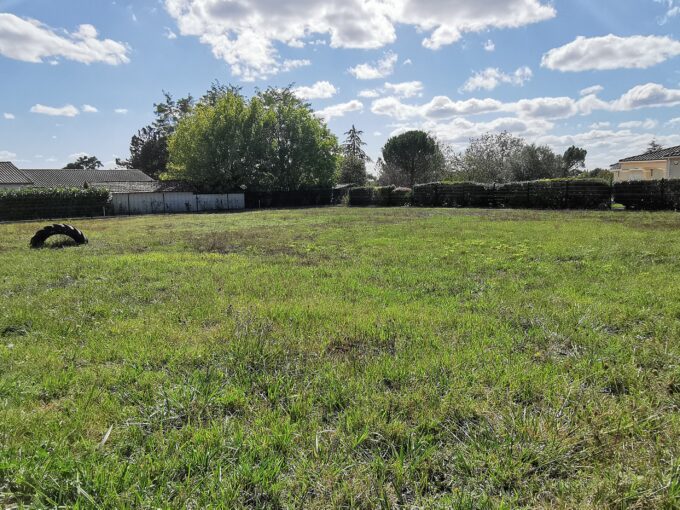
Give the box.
[0,161,160,192]
[612,145,680,182]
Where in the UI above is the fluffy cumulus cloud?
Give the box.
[618,119,658,129]
[82,104,98,113]
[292,81,338,99]
[460,66,532,92]
[30,104,79,117]
[3,112,14,120]
[164,0,555,80]
[0,13,130,65]
[316,100,363,121]
[0,150,17,159]
[384,81,423,98]
[349,52,398,80]
[580,85,604,97]
[371,82,680,123]
[542,34,680,72]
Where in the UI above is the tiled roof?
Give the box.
[89,180,196,193]
[0,162,32,184]
[620,145,680,163]
[19,168,154,188]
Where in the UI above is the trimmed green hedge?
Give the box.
[0,187,111,221]
[494,178,611,209]
[613,179,680,210]
[348,186,396,206]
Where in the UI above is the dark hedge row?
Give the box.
[613,180,680,210]
[244,189,333,208]
[348,186,414,207]
[0,187,111,221]
[413,179,611,210]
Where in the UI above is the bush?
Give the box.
[412,183,438,207]
[390,187,412,206]
[348,186,396,206]
[613,180,680,210]
[438,182,491,207]
[495,178,610,209]
[0,187,111,221]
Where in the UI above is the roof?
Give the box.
[620,145,680,163]
[89,180,196,193]
[0,162,32,185]
[19,168,154,188]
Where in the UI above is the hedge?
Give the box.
[244,189,333,208]
[390,187,412,206]
[613,179,680,210]
[493,178,611,209]
[0,187,111,221]
[348,186,396,206]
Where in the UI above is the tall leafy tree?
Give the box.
[64,156,103,170]
[562,146,588,176]
[380,130,445,188]
[168,86,340,191]
[342,125,371,162]
[117,92,194,178]
[645,139,664,154]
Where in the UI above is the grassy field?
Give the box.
[1,207,680,508]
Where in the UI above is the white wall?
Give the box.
[110,192,244,215]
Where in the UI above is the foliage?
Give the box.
[495,178,611,209]
[614,179,680,210]
[338,156,367,185]
[117,91,194,178]
[168,86,340,192]
[63,155,103,170]
[2,208,680,508]
[342,125,371,162]
[379,130,445,187]
[0,187,111,221]
[580,168,614,183]
[450,132,587,183]
[562,145,588,175]
[646,139,664,154]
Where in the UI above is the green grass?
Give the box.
[1,207,680,508]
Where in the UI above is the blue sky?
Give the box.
[1,0,679,170]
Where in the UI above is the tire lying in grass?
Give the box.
[30,224,88,249]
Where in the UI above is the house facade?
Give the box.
[611,145,680,182]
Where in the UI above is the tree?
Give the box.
[117,91,194,177]
[339,156,368,185]
[508,144,565,182]
[64,156,103,170]
[168,86,340,191]
[562,146,587,176]
[380,130,445,188]
[342,125,371,162]
[450,131,524,183]
[646,139,664,154]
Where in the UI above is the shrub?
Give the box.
[390,187,412,206]
[438,182,491,207]
[412,183,438,207]
[495,178,610,209]
[0,187,111,221]
[348,187,375,206]
[614,179,680,210]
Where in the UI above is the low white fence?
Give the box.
[110,192,245,215]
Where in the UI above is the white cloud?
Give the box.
[384,81,424,98]
[542,34,680,72]
[82,104,98,113]
[358,89,381,98]
[316,100,363,121]
[402,58,413,65]
[349,52,398,80]
[667,117,680,126]
[0,13,130,65]
[589,121,610,129]
[114,108,129,114]
[164,0,554,80]
[164,27,178,40]
[612,83,680,110]
[484,39,495,52]
[3,113,15,120]
[580,85,604,97]
[292,81,338,99]
[68,152,89,160]
[30,104,79,117]
[0,150,17,159]
[618,119,658,129]
[656,0,680,23]
[460,66,532,92]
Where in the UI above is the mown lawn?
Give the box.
[1,207,680,509]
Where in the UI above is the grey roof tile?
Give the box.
[0,162,32,184]
[620,145,680,163]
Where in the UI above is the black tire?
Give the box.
[30,224,88,249]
